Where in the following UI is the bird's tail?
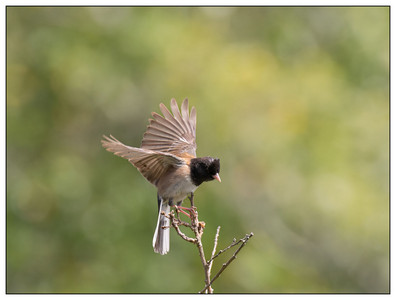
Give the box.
[152,196,170,255]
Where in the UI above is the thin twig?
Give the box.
[207,238,238,264]
[207,226,221,282]
[196,231,211,293]
[166,211,196,243]
[199,232,254,294]
[185,207,213,293]
[172,222,196,243]
[166,205,253,294]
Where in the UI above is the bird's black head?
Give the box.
[190,157,221,186]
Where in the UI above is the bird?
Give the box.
[101,98,221,255]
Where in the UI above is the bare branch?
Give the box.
[180,207,213,293]
[167,211,196,243]
[199,232,254,294]
[207,226,221,283]
[166,204,254,294]
[207,234,248,265]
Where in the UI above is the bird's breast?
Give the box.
[157,165,197,202]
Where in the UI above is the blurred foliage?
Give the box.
[6,6,389,293]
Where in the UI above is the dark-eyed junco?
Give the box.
[102,98,221,255]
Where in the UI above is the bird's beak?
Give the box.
[213,173,221,182]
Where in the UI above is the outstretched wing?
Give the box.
[102,135,185,185]
[141,98,197,157]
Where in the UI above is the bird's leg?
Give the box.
[188,192,195,209]
[171,193,197,220]
[173,205,191,218]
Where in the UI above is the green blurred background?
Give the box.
[6,6,389,293]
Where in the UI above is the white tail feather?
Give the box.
[152,199,170,255]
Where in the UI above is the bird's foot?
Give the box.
[173,205,197,219]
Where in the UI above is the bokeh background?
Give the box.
[7,6,389,293]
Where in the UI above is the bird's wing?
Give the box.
[102,135,185,185]
[141,98,197,157]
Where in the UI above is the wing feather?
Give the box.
[146,122,182,142]
[180,98,193,132]
[159,104,185,134]
[141,99,197,157]
[102,135,184,185]
[151,112,182,135]
[189,106,197,133]
[170,98,189,133]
